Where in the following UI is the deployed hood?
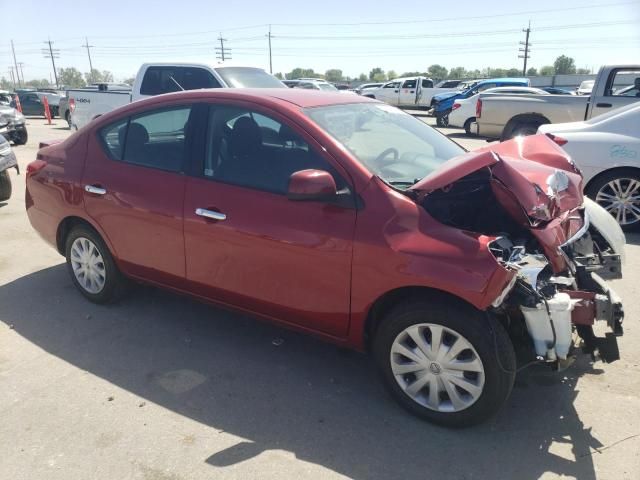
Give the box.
[411,134,583,225]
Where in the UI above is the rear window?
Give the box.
[214,67,285,88]
[140,66,221,95]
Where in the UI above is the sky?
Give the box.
[1,0,639,83]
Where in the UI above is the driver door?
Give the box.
[398,78,419,106]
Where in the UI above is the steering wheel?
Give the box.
[375,147,399,165]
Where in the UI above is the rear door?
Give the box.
[591,67,640,118]
[182,103,357,336]
[398,78,419,106]
[83,104,196,284]
[375,81,401,104]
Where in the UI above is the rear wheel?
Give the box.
[436,114,450,127]
[373,298,516,427]
[65,225,127,303]
[13,128,27,145]
[586,169,640,232]
[0,170,12,201]
[464,117,476,136]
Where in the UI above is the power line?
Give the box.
[519,21,531,75]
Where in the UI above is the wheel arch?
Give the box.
[501,113,551,141]
[584,166,640,196]
[56,215,117,259]
[363,285,478,352]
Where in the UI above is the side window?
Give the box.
[402,79,417,89]
[140,67,221,95]
[384,82,397,89]
[421,79,434,88]
[203,106,344,194]
[607,69,640,97]
[109,106,192,172]
[99,117,129,160]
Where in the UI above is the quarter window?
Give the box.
[99,118,128,160]
[203,106,343,194]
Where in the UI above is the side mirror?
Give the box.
[287,169,337,201]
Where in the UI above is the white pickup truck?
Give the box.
[360,76,460,108]
[69,62,285,130]
[475,64,640,140]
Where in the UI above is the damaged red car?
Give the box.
[26,90,626,427]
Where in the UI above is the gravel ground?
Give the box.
[1,116,638,480]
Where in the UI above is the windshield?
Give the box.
[215,67,286,88]
[318,83,339,91]
[305,103,464,188]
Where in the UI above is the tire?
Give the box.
[65,110,71,127]
[585,169,640,232]
[373,298,516,427]
[501,120,545,141]
[464,117,476,136]
[0,170,12,202]
[436,114,449,127]
[13,128,27,145]
[64,225,127,303]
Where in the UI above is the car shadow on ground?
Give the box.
[0,265,607,480]
[623,232,640,246]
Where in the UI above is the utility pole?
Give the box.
[519,21,531,76]
[8,67,16,89]
[267,25,273,74]
[11,40,22,88]
[215,34,231,62]
[83,37,94,80]
[42,38,60,88]
[17,62,25,85]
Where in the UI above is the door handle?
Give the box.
[195,208,226,221]
[410,90,415,93]
[596,103,612,108]
[85,185,106,195]
[394,90,399,93]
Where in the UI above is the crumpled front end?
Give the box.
[415,134,625,367]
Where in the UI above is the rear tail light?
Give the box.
[545,133,568,146]
[69,97,75,113]
[476,98,482,118]
[26,159,47,178]
[452,102,461,111]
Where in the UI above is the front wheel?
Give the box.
[464,117,476,136]
[586,169,640,232]
[373,299,515,427]
[65,225,127,303]
[13,128,27,145]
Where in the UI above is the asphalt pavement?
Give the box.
[1,117,638,480]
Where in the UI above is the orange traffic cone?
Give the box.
[43,96,52,125]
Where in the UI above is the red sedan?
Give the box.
[26,89,625,427]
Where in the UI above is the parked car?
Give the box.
[435,80,462,88]
[58,95,70,127]
[576,80,595,95]
[292,80,339,91]
[431,78,531,127]
[360,76,459,108]
[0,104,27,145]
[541,87,575,95]
[12,92,46,117]
[353,82,383,94]
[449,86,548,134]
[539,102,640,231]
[0,133,18,201]
[26,89,625,427]
[475,65,640,140]
[283,80,300,88]
[0,90,13,106]
[70,62,285,130]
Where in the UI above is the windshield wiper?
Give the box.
[387,178,421,187]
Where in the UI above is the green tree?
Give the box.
[85,69,114,84]
[58,67,86,88]
[274,72,284,80]
[526,67,538,76]
[25,78,50,88]
[358,73,367,82]
[576,67,591,74]
[0,76,12,89]
[487,68,507,78]
[123,76,136,86]
[286,68,319,80]
[386,70,397,80]
[324,69,343,82]
[506,68,522,77]
[427,64,448,80]
[369,67,385,81]
[448,67,467,79]
[540,65,555,76]
[553,55,576,75]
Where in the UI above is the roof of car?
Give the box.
[144,88,377,109]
